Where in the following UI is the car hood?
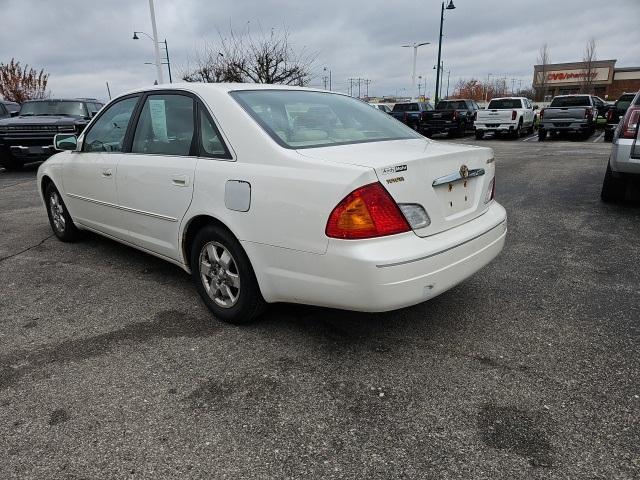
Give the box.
[0,115,82,126]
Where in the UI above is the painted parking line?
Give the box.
[592,132,604,143]
[522,134,538,142]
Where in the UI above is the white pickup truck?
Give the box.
[474,97,536,139]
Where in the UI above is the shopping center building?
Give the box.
[532,59,640,101]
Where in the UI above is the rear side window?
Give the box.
[199,105,231,159]
[392,103,419,112]
[488,99,523,109]
[83,96,139,152]
[132,94,195,156]
[549,96,591,107]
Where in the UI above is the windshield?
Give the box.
[19,100,87,117]
[436,101,466,110]
[488,99,522,109]
[549,96,591,107]
[392,103,419,112]
[231,90,421,149]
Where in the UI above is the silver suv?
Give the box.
[601,91,640,202]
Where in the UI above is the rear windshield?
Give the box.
[549,96,591,107]
[231,90,421,149]
[616,94,637,111]
[19,100,88,117]
[488,99,522,109]
[436,101,466,110]
[392,103,419,112]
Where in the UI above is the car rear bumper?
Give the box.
[475,122,518,133]
[610,138,640,175]
[540,121,592,132]
[243,201,507,312]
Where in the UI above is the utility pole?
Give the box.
[365,79,371,98]
[348,78,355,97]
[445,70,451,99]
[357,78,362,98]
[147,0,164,84]
[323,76,328,90]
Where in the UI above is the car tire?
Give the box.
[0,152,24,171]
[511,122,522,139]
[475,130,484,140]
[45,183,80,242]
[191,224,266,324]
[604,130,613,142]
[538,129,547,141]
[601,162,626,203]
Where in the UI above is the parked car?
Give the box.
[369,103,392,114]
[601,91,640,202]
[390,101,434,130]
[38,84,507,324]
[423,99,480,138]
[604,92,637,142]
[474,97,536,139]
[0,98,103,170]
[1,100,20,117]
[538,94,599,140]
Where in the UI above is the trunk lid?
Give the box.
[477,109,514,123]
[298,139,495,237]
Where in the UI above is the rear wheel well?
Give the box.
[182,215,235,270]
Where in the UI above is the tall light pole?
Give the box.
[402,42,430,99]
[323,67,332,91]
[134,32,172,83]
[147,0,163,84]
[435,0,456,105]
[484,72,494,102]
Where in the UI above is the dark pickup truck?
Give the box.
[423,99,480,137]
[390,102,434,131]
[604,92,637,142]
[0,98,103,170]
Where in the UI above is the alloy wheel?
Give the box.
[49,191,66,233]
[199,241,241,308]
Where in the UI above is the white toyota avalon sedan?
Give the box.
[37,83,507,323]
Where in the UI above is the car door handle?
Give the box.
[171,174,189,187]
[102,168,112,177]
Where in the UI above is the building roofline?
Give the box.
[533,59,617,69]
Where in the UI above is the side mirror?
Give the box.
[54,133,78,151]
[533,105,539,110]
[10,111,19,117]
[90,111,98,118]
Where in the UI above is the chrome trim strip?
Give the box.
[66,193,178,222]
[376,220,506,268]
[432,168,485,186]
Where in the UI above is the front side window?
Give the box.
[132,94,195,156]
[232,90,421,149]
[83,96,139,152]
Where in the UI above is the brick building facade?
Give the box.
[532,59,640,101]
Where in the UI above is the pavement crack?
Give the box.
[0,180,33,189]
[0,234,54,263]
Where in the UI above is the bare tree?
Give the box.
[0,58,49,103]
[581,38,597,94]
[183,27,316,86]
[536,44,550,101]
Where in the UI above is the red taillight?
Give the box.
[511,110,517,121]
[606,108,614,122]
[325,183,410,239]
[452,110,458,120]
[540,109,545,120]
[585,107,593,119]
[620,106,640,139]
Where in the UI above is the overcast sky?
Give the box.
[2,0,639,101]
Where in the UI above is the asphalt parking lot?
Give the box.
[1,137,639,479]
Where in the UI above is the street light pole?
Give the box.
[163,39,172,83]
[148,0,164,84]
[402,42,430,99]
[435,0,456,105]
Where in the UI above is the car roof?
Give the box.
[121,82,336,98]
[22,98,99,103]
[489,97,527,100]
